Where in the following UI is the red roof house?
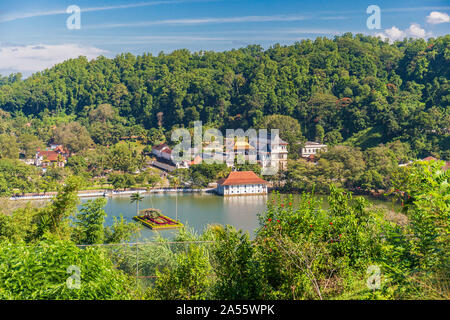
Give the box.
[152,143,171,159]
[152,143,169,152]
[189,155,203,166]
[53,145,69,156]
[217,171,268,196]
[35,150,66,168]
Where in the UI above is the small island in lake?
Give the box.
[133,208,183,230]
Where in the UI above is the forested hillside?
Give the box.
[0,33,449,158]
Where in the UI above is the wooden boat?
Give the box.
[133,208,183,230]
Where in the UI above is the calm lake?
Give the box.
[79,193,401,240]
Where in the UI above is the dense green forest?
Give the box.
[0,33,449,159]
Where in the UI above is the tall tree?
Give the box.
[73,198,107,245]
[52,122,93,154]
[130,192,144,215]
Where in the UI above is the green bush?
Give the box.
[0,238,134,300]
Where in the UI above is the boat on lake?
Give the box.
[133,208,183,230]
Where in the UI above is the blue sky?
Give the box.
[0,0,449,76]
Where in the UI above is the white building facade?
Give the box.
[216,171,269,196]
[301,142,327,158]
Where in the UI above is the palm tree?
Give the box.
[130,192,144,215]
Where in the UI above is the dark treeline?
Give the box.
[0,33,449,158]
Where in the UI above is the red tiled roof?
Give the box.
[37,150,65,162]
[153,143,168,151]
[53,145,69,154]
[189,155,203,166]
[422,156,438,161]
[162,148,172,154]
[217,171,268,186]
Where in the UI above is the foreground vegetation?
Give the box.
[0,160,448,300]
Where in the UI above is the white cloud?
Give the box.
[377,23,431,43]
[406,23,428,38]
[384,26,406,41]
[374,32,388,41]
[426,11,450,24]
[87,14,312,29]
[0,43,106,75]
[383,6,450,13]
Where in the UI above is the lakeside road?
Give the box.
[9,188,217,201]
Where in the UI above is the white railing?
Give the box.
[9,188,217,200]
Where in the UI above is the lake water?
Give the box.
[79,193,400,240]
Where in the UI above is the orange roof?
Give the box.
[153,143,169,151]
[217,171,268,186]
[422,156,438,161]
[189,155,203,166]
[37,150,65,162]
[54,145,69,154]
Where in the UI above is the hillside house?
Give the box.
[251,133,289,171]
[216,171,268,196]
[300,142,327,158]
[35,149,67,168]
[152,143,170,158]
